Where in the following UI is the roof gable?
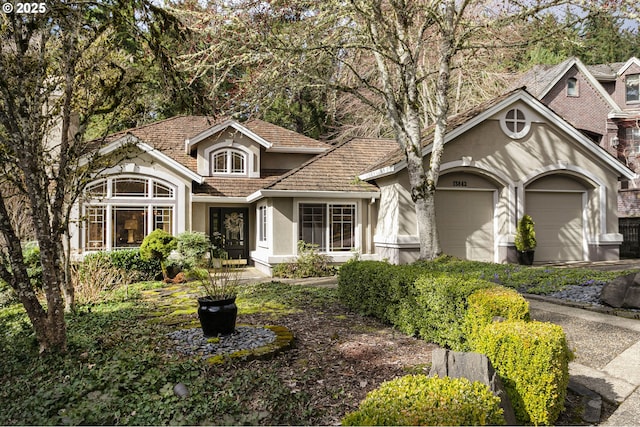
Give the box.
[515,57,619,111]
[361,88,635,181]
[185,118,330,154]
[618,57,640,75]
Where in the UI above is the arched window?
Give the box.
[211,148,247,175]
[83,176,176,251]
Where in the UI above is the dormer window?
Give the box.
[211,148,247,175]
[626,74,639,103]
[567,78,578,97]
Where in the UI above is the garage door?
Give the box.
[435,190,494,262]
[525,191,583,262]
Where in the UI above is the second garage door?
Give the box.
[525,191,584,262]
[435,190,495,262]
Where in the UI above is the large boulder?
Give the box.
[600,273,640,309]
[429,348,516,425]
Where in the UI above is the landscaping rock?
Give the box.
[601,273,640,309]
[173,382,190,398]
[429,348,516,426]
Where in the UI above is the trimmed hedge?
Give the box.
[338,260,571,425]
[342,374,504,426]
[338,261,423,323]
[464,286,530,350]
[472,321,572,425]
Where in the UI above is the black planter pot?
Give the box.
[517,250,535,266]
[197,296,238,337]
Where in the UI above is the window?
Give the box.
[113,178,148,197]
[500,107,530,139]
[627,128,640,155]
[86,206,106,249]
[83,176,176,251]
[626,74,639,103]
[113,207,147,247]
[567,78,578,97]
[330,204,355,251]
[210,149,246,175]
[258,205,267,242]
[298,203,356,252]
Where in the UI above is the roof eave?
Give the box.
[81,134,204,184]
[248,189,380,202]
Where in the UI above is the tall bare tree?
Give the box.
[0,0,174,353]
[180,0,638,259]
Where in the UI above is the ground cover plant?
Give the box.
[412,256,633,294]
[0,258,627,425]
[0,280,437,425]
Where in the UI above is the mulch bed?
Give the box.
[214,291,610,425]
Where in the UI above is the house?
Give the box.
[70,88,634,272]
[511,57,640,256]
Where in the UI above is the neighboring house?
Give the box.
[70,88,634,272]
[511,57,640,256]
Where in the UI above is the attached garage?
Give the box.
[436,173,497,262]
[524,175,587,262]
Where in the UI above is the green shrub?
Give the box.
[107,249,161,281]
[73,253,131,305]
[515,214,537,251]
[139,229,177,279]
[464,286,530,350]
[472,321,572,425]
[342,374,504,426]
[337,261,423,322]
[406,274,494,350]
[176,231,211,268]
[272,241,335,278]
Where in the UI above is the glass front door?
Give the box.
[210,207,249,260]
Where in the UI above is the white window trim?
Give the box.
[567,77,579,97]
[203,140,259,178]
[82,175,177,251]
[625,74,640,104]
[500,107,531,139]
[293,199,360,255]
[257,203,269,248]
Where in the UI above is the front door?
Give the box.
[210,207,249,260]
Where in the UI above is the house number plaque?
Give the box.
[452,180,468,187]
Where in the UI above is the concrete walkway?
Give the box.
[528,298,640,425]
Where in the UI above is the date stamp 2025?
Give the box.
[2,2,47,14]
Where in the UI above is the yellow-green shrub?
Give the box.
[464,286,530,349]
[472,321,572,425]
[407,274,494,350]
[342,374,504,426]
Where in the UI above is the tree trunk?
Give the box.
[0,195,66,353]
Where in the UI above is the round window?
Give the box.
[500,107,530,139]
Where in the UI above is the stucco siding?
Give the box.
[271,198,295,256]
[375,111,623,263]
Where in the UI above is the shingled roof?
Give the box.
[105,115,219,172]
[262,137,398,193]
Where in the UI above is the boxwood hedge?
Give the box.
[342,374,504,426]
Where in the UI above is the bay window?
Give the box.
[83,176,176,251]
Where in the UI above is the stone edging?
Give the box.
[205,325,295,365]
